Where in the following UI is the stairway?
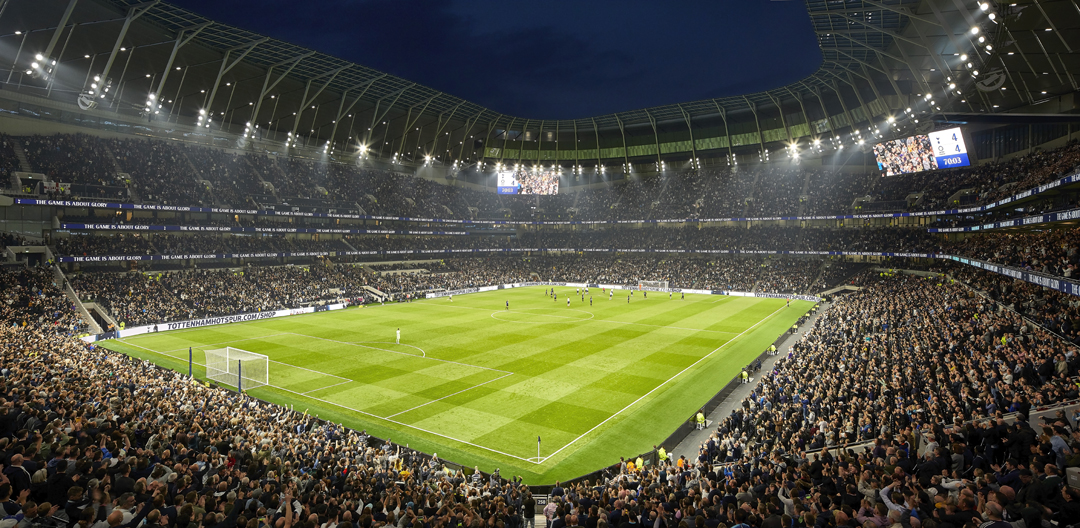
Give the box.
[798,168,814,216]
[179,150,212,206]
[101,143,139,202]
[741,170,761,217]
[362,285,388,301]
[10,137,32,172]
[807,260,829,294]
[340,238,359,252]
[55,266,103,334]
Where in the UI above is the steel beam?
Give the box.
[365,85,412,152]
[152,22,211,105]
[97,1,159,96]
[767,94,793,145]
[677,104,699,165]
[615,114,629,170]
[248,51,314,129]
[645,110,661,166]
[327,75,386,148]
[42,0,79,61]
[713,100,733,163]
[396,93,440,159]
[289,65,349,141]
[203,38,267,126]
[743,96,765,157]
[498,117,516,163]
[816,0,941,27]
[592,118,601,175]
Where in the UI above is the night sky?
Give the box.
[167,0,822,119]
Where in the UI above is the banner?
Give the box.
[928,206,1080,232]
[85,303,349,342]
[16,168,1079,226]
[58,248,943,263]
[423,282,823,302]
[945,256,1080,296]
[59,223,468,236]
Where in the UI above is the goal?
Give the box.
[204,347,269,391]
[639,280,669,290]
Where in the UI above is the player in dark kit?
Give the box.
[506,300,509,310]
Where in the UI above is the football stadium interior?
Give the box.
[3,0,1080,526]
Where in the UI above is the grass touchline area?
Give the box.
[102,286,812,482]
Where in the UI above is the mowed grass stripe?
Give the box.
[104,287,813,481]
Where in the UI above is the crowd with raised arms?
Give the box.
[943,228,1080,280]
[5,260,1080,528]
[683,269,1080,528]
[0,264,544,528]
[0,265,87,335]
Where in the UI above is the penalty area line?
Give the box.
[116,340,537,463]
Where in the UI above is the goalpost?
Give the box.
[204,347,269,391]
[639,280,669,290]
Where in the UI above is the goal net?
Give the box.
[639,280,669,290]
[204,347,269,391]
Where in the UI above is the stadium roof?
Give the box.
[3,0,1079,166]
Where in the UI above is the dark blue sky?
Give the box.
[168,0,822,119]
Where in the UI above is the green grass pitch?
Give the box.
[102,287,812,483]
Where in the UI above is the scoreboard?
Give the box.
[927,127,970,169]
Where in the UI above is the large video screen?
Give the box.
[873,126,970,176]
[496,169,560,195]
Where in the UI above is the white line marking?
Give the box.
[116,290,798,464]
[158,334,292,354]
[384,371,514,418]
[422,303,739,334]
[118,338,350,383]
[279,331,509,374]
[537,303,790,464]
[490,309,595,324]
[301,379,353,395]
[269,384,540,464]
[347,341,427,358]
[113,338,537,464]
[267,359,351,382]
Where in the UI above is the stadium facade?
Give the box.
[0,0,1078,180]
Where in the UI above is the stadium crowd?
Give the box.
[65,255,831,328]
[6,132,1080,528]
[687,268,1080,528]
[3,259,1080,528]
[51,227,942,259]
[5,134,1080,222]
